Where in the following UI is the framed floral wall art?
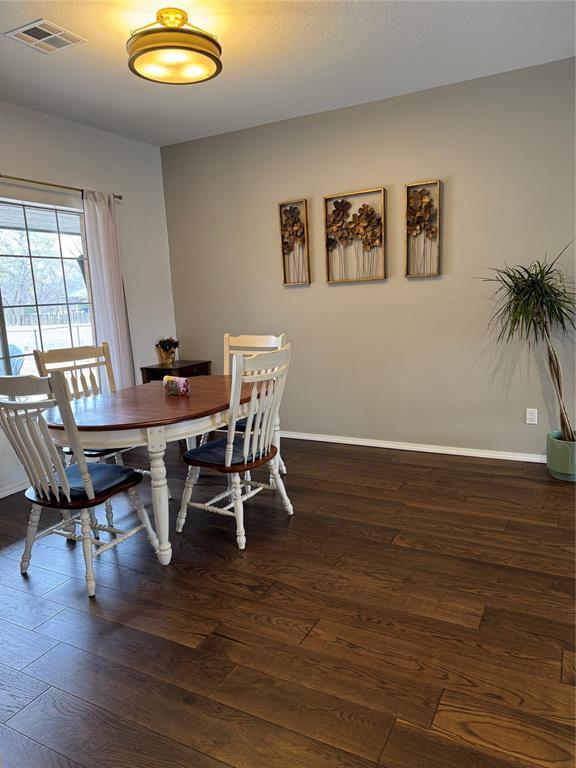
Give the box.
[405,180,442,277]
[278,199,310,285]
[324,187,385,283]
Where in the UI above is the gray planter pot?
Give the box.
[546,431,576,482]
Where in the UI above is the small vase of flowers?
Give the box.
[156,336,179,366]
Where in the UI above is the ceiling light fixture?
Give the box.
[126,7,222,85]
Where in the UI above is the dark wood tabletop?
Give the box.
[46,376,249,432]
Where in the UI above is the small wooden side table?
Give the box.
[140,359,211,384]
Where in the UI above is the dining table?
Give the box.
[45,375,252,566]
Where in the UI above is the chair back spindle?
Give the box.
[0,372,94,502]
[226,346,290,466]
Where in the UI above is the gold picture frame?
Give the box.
[278,198,311,286]
[405,180,442,278]
[324,187,386,283]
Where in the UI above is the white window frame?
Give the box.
[0,198,96,375]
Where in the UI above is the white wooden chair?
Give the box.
[223,333,287,376]
[177,346,293,549]
[33,342,117,401]
[34,343,171,523]
[0,372,158,597]
[221,333,287,475]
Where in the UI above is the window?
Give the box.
[0,200,95,376]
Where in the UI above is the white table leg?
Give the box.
[146,426,172,566]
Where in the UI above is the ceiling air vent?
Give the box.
[4,19,86,54]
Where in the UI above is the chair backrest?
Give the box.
[223,333,287,376]
[226,345,291,467]
[34,342,116,400]
[0,372,94,503]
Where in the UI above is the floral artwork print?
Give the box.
[325,190,384,282]
[279,201,309,284]
[406,182,440,276]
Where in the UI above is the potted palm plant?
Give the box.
[486,244,575,481]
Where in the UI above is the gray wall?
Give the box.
[161,59,575,456]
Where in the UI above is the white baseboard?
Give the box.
[0,436,545,501]
[280,431,546,464]
[0,479,28,500]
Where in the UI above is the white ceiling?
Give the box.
[0,1,573,146]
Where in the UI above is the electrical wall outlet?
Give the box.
[526,408,538,425]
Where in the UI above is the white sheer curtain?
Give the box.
[83,191,135,389]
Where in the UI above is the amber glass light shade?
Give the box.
[127,12,222,85]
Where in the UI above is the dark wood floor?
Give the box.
[0,439,574,768]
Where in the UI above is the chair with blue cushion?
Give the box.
[33,342,172,524]
[0,371,158,597]
[177,346,293,550]
[219,333,288,475]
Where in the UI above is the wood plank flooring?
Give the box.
[0,439,573,768]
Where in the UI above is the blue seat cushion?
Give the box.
[184,435,274,469]
[65,463,141,499]
[25,462,141,508]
